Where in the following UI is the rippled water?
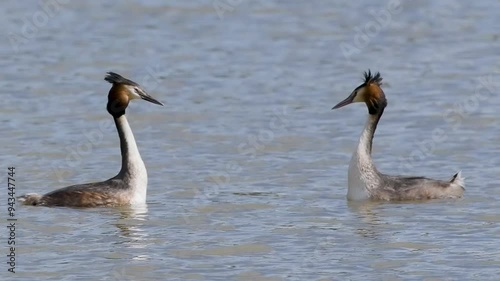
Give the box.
[1,0,500,280]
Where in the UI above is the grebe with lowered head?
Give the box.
[19,72,163,207]
[332,70,464,201]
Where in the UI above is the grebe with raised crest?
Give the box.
[19,72,163,207]
[332,70,465,201]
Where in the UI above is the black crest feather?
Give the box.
[104,72,139,86]
[363,70,383,86]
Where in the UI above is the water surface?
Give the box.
[1,0,499,280]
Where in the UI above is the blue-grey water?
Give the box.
[1,0,500,280]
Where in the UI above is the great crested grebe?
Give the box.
[19,72,163,207]
[332,70,465,201]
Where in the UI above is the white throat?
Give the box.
[347,114,381,200]
[114,115,148,204]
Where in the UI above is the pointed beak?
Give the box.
[137,88,164,106]
[332,92,356,110]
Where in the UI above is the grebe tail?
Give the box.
[332,70,465,201]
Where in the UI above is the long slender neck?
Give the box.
[114,115,146,179]
[347,107,385,200]
[356,108,384,169]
